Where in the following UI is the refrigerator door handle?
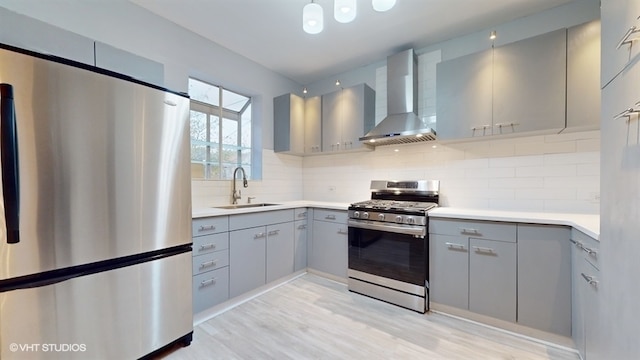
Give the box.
[0,83,20,244]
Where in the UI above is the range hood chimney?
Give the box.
[360,49,436,146]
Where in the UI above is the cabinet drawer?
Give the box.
[193,232,229,256]
[193,267,229,313]
[192,216,229,237]
[429,219,516,242]
[313,209,347,223]
[229,209,294,230]
[193,250,230,276]
[295,208,308,220]
[571,229,600,270]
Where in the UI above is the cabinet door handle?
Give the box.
[581,273,599,287]
[200,277,217,288]
[471,125,491,131]
[445,242,466,250]
[199,260,218,269]
[198,225,216,232]
[298,212,307,218]
[254,232,266,239]
[459,228,479,235]
[582,246,598,258]
[472,246,495,254]
[325,215,336,220]
[297,224,307,230]
[199,243,217,251]
[616,26,640,50]
[337,228,348,235]
[570,238,584,249]
[268,230,280,236]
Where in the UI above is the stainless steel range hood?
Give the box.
[360,49,436,146]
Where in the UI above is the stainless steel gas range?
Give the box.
[347,180,439,313]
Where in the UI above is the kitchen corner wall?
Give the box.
[303,130,600,214]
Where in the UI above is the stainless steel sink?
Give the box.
[213,203,281,210]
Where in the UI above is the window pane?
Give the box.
[189,78,219,106]
[210,115,220,145]
[222,88,250,111]
[222,117,238,146]
[190,110,207,141]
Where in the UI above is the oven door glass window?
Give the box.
[348,226,426,286]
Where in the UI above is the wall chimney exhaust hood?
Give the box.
[360,49,436,146]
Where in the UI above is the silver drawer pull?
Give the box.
[254,232,266,239]
[298,212,307,218]
[297,224,307,230]
[325,215,337,220]
[569,239,584,249]
[198,225,216,232]
[472,246,494,254]
[616,26,640,49]
[471,125,491,131]
[581,273,599,286]
[337,228,348,235]
[268,230,280,236]
[200,277,217,287]
[445,242,466,250]
[199,260,217,269]
[199,243,216,251]
[460,228,479,235]
[582,246,598,258]
[494,122,519,128]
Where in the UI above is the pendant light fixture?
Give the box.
[303,1,324,34]
[372,0,396,12]
[334,0,357,23]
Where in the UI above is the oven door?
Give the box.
[348,219,427,287]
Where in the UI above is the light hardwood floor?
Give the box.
[160,274,579,359]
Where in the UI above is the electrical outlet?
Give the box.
[328,185,336,192]
[589,192,600,203]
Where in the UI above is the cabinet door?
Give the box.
[273,93,305,154]
[229,226,266,298]
[571,239,586,357]
[429,234,469,310]
[601,0,640,87]
[294,220,308,271]
[436,50,493,140]
[266,222,295,283]
[583,260,601,360]
[310,220,348,278]
[321,89,342,152]
[340,84,375,150]
[567,20,601,130]
[304,96,322,153]
[468,238,516,322]
[493,29,566,135]
[517,225,571,336]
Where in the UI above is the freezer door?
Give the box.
[0,251,192,359]
[0,47,192,280]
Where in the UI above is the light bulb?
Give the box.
[372,0,396,12]
[303,2,324,34]
[490,30,497,40]
[335,0,356,23]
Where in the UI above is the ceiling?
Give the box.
[130,0,575,85]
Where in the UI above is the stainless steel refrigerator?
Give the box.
[0,44,193,359]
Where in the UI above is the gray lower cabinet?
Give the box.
[228,209,299,298]
[429,234,469,309]
[294,208,309,271]
[309,209,348,278]
[571,229,601,359]
[517,225,571,336]
[192,216,230,313]
[468,238,516,322]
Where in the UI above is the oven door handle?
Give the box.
[348,219,425,237]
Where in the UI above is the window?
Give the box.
[189,78,253,180]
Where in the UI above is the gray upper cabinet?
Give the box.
[567,20,601,131]
[322,84,375,152]
[600,0,640,87]
[517,225,571,336]
[436,50,493,140]
[493,29,567,135]
[274,93,305,154]
[304,96,322,153]
[94,42,164,87]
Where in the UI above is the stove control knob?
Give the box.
[378,213,385,221]
[353,211,360,219]
[406,217,415,224]
[362,212,370,219]
[395,215,403,223]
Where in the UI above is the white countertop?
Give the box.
[428,207,600,240]
[192,201,349,218]
[193,202,600,240]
